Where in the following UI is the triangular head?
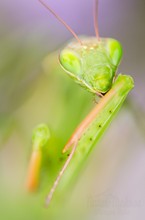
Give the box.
[59,37,122,94]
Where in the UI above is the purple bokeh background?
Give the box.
[0,0,137,37]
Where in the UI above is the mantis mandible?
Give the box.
[26,0,134,206]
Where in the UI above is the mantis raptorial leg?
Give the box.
[26,124,50,191]
[45,74,134,206]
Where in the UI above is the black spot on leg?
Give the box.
[67,153,70,157]
[98,124,102,128]
[109,110,112,114]
[90,137,92,141]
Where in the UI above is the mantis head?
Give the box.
[59,38,122,94]
[38,0,122,94]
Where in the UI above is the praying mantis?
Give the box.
[26,0,134,207]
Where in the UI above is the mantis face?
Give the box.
[59,37,122,94]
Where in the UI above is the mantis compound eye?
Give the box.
[106,39,123,66]
[59,49,82,75]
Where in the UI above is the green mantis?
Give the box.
[26,0,134,206]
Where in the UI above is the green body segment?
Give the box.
[55,74,134,192]
[59,37,122,94]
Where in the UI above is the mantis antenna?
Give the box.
[93,0,100,40]
[38,0,83,45]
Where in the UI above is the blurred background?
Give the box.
[0,0,145,219]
